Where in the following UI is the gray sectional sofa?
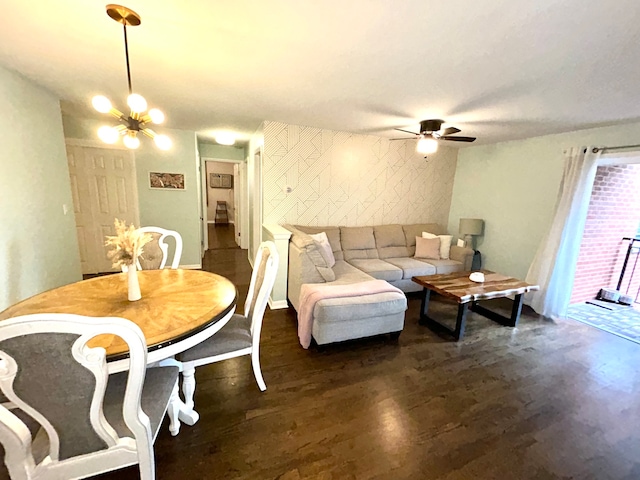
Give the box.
[285,223,474,345]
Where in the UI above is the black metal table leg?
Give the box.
[419,288,431,324]
[454,303,469,340]
[510,294,524,327]
[470,294,525,327]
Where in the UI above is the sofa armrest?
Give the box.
[449,245,474,270]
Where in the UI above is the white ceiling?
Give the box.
[2,1,640,146]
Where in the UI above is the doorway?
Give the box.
[65,141,140,274]
[567,152,640,343]
[202,158,245,250]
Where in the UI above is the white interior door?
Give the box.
[66,143,139,274]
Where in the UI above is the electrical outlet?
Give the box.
[62,204,69,215]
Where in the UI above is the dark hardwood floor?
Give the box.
[208,223,239,250]
[9,249,640,479]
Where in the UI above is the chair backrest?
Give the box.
[0,314,152,480]
[137,226,183,270]
[244,241,279,346]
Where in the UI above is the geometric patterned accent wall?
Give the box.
[263,121,458,227]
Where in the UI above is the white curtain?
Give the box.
[525,146,601,319]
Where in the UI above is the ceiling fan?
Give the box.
[391,119,476,155]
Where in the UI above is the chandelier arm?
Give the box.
[123,23,133,95]
[108,108,126,119]
[141,127,157,139]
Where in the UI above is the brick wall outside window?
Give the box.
[570,164,640,304]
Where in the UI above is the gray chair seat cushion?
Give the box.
[385,257,437,278]
[177,314,252,363]
[315,291,407,323]
[347,259,403,281]
[420,258,463,274]
[328,260,375,284]
[104,366,179,440]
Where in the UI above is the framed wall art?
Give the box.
[149,172,185,190]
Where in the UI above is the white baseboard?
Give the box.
[207,221,235,224]
[180,264,202,270]
[268,298,289,310]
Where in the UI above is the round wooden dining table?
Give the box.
[0,269,237,362]
[0,269,237,435]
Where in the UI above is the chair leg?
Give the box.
[182,364,197,411]
[137,438,155,480]
[167,380,181,436]
[251,352,267,392]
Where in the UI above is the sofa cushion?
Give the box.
[403,224,446,256]
[295,226,343,261]
[330,260,375,284]
[341,227,379,261]
[385,257,437,278]
[419,258,463,275]
[374,224,410,259]
[348,259,403,281]
[314,291,407,323]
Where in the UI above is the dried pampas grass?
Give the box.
[105,219,152,267]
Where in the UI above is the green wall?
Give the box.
[448,121,640,279]
[198,141,246,161]
[63,115,202,266]
[0,65,81,311]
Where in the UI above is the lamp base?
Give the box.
[106,4,141,26]
[464,234,475,250]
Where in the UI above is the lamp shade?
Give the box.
[459,218,484,236]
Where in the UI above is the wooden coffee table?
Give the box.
[412,270,539,341]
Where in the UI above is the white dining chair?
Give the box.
[177,241,279,410]
[121,226,183,272]
[0,313,178,480]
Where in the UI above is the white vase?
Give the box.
[127,264,141,301]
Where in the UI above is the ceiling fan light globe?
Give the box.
[92,95,112,114]
[417,137,438,154]
[97,125,119,144]
[154,134,172,150]
[123,133,141,149]
[127,93,147,113]
[148,108,165,124]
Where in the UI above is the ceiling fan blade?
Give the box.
[394,128,419,136]
[441,127,461,136]
[390,137,417,141]
[440,136,476,142]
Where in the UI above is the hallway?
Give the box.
[207,223,239,250]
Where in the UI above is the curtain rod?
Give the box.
[589,143,640,153]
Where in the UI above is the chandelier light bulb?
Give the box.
[148,108,165,124]
[97,126,119,144]
[154,134,172,150]
[127,93,148,113]
[215,132,236,146]
[123,133,141,149]
[417,136,438,154]
[92,95,113,114]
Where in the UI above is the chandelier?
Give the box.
[92,4,171,150]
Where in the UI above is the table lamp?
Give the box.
[459,218,484,250]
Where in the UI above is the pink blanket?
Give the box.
[298,280,404,349]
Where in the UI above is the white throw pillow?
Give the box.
[309,232,336,268]
[422,231,453,260]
